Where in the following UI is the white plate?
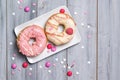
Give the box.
[14,6,81,63]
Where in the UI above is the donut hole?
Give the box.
[57,24,64,33]
[29,38,36,45]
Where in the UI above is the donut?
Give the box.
[17,25,47,57]
[45,13,76,45]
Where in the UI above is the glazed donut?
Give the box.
[45,13,76,45]
[17,25,47,57]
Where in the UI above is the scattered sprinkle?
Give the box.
[39,65,42,68]
[60,9,65,13]
[81,45,84,49]
[87,35,91,38]
[87,25,91,28]
[81,23,84,26]
[39,44,42,47]
[32,3,36,6]
[63,58,66,61]
[68,66,71,69]
[55,58,58,61]
[28,72,32,76]
[48,70,51,73]
[19,6,23,9]
[84,11,87,15]
[11,63,17,69]
[9,42,13,45]
[12,57,15,60]
[13,54,16,57]
[19,0,23,3]
[74,12,77,14]
[12,71,15,75]
[17,1,20,4]
[18,67,21,71]
[24,6,30,12]
[45,62,51,68]
[29,67,33,71]
[60,61,64,64]
[47,43,52,49]
[87,61,91,64]
[67,71,72,77]
[63,65,66,68]
[32,10,36,13]
[76,71,79,75]
[51,46,56,52]
[53,64,56,66]
[22,62,28,68]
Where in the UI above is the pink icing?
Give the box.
[17,25,47,56]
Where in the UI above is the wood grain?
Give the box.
[6,0,38,80]
[0,0,6,79]
[67,0,97,80]
[1,0,120,80]
[98,0,120,80]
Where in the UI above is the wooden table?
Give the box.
[0,0,120,80]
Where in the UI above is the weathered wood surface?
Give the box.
[0,0,120,80]
[98,0,120,80]
[67,0,97,80]
[0,0,6,80]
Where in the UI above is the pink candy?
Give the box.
[24,6,30,12]
[47,43,56,52]
[51,46,56,52]
[45,62,51,68]
[11,63,17,69]
[32,3,36,6]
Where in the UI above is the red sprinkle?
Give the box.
[67,71,72,76]
[60,9,65,13]
[22,62,28,68]
[66,28,73,35]
[47,44,52,49]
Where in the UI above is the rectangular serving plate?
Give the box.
[14,6,81,63]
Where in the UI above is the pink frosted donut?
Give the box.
[17,25,47,57]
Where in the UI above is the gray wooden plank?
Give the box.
[36,0,67,80]
[6,0,38,80]
[67,0,97,80]
[0,0,7,79]
[98,0,120,80]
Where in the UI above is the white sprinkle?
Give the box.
[32,10,36,13]
[12,12,15,16]
[40,44,42,47]
[48,70,51,73]
[9,42,13,45]
[55,58,58,61]
[28,72,32,76]
[17,1,20,4]
[63,65,66,68]
[60,61,64,64]
[12,57,15,60]
[29,68,32,71]
[88,61,91,64]
[63,58,66,61]
[81,23,84,26]
[76,71,79,74]
[68,66,71,69]
[81,45,84,49]
[39,65,42,68]
[87,25,91,28]
[74,12,78,14]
